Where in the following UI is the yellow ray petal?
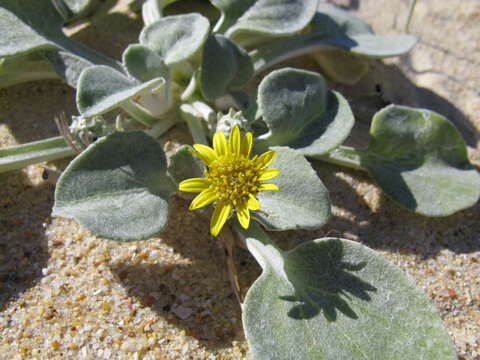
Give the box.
[259,183,279,191]
[255,150,276,169]
[210,201,232,236]
[213,131,228,157]
[240,132,253,157]
[228,125,241,156]
[258,168,280,181]
[192,144,217,165]
[179,178,210,192]
[189,190,217,210]
[247,194,261,210]
[236,201,251,229]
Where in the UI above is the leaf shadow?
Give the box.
[67,10,143,61]
[333,59,479,148]
[0,80,76,145]
[0,170,52,311]
[0,9,148,148]
[358,158,420,211]
[280,239,376,321]
[308,160,480,257]
[325,0,360,10]
[289,90,340,150]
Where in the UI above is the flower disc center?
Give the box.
[207,156,259,205]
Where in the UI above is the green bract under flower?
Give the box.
[179,126,280,236]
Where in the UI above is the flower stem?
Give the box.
[405,0,418,33]
[316,146,367,172]
[219,226,242,305]
[0,136,75,173]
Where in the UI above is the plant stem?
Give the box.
[144,113,179,139]
[180,75,198,102]
[55,34,122,72]
[232,222,278,249]
[316,145,367,172]
[121,101,159,127]
[180,104,209,145]
[0,136,75,173]
[405,0,418,33]
[250,37,331,75]
[219,226,242,305]
[0,55,60,89]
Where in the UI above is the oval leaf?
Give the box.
[253,147,330,231]
[200,34,253,100]
[0,0,119,73]
[139,13,210,66]
[44,50,92,88]
[239,226,457,360]
[123,44,169,82]
[309,48,369,85]
[361,105,480,216]
[141,0,179,26]
[315,3,418,57]
[255,68,354,156]
[251,3,416,76]
[76,65,165,117]
[212,0,317,41]
[0,0,63,57]
[53,131,175,241]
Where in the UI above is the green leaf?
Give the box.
[139,13,210,66]
[309,48,369,85]
[255,68,354,157]
[0,52,59,89]
[0,0,121,85]
[76,65,165,117]
[0,0,63,57]
[54,0,103,21]
[315,3,417,57]
[211,0,318,42]
[167,145,204,185]
[200,34,253,100]
[250,3,416,76]
[361,105,480,216]
[53,131,175,241]
[44,49,92,88]
[142,0,179,25]
[123,44,169,83]
[253,147,330,231]
[238,225,457,360]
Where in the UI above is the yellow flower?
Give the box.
[179,126,280,236]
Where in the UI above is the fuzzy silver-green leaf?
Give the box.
[53,131,175,241]
[240,226,457,360]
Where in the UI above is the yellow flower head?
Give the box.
[179,125,280,236]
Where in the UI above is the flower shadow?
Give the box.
[280,238,376,322]
[109,196,260,350]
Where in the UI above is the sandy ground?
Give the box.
[0,0,479,359]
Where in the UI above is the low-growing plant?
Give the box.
[1,0,478,358]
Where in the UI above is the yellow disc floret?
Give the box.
[179,125,280,236]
